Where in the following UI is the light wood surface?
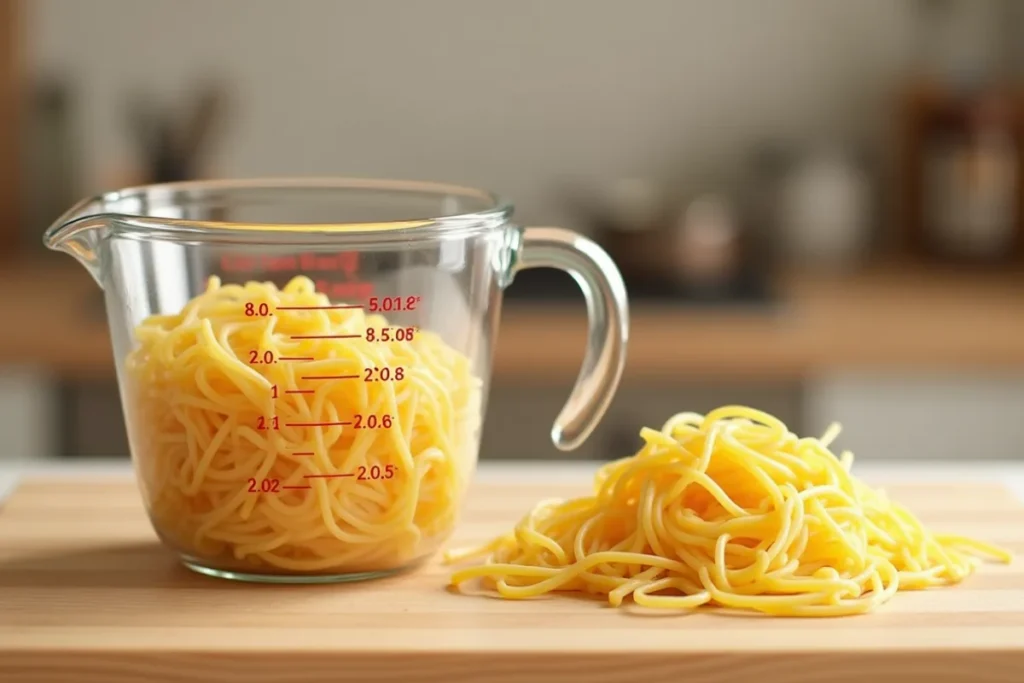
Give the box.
[1,476,1023,683]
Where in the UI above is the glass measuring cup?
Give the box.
[44,178,629,583]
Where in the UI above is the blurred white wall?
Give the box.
[26,0,925,229]
[0,368,56,461]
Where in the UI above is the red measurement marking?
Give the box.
[249,350,276,364]
[358,464,397,481]
[365,326,417,343]
[285,389,315,395]
[354,414,393,429]
[363,366,405,382]
[316,279,374,300]
[304,473,355,479]
[277,305,363,310]
[368,295,421,312]
[256,416,279,430]
[292,451,315,456]
[245,302,271,317]
[285,421,352,427]
[302,374,360,380]
[248,478,280,493]
[281,485,312,490]
[290,334,361,340]
[278,356,315,361]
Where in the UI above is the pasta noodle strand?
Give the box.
[445,406,1013,616]
[126,275,483,577]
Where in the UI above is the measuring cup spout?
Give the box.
[43,196,110,288]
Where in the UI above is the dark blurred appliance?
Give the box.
[20,77,78,256]
[507,178,774,308]
[899,0,1024,266]
[900,83,1024,266]
[126,81,228,184]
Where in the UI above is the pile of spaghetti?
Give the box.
[445,406,1012,616]
[125,275,482,576]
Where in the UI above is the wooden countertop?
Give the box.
[1,475,1023,682]
[5,260,1024,382]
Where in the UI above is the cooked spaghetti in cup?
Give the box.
[124,275,483,579]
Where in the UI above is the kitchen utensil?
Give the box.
[20,77,78,254]
[126,82,227,183]
[777,145,873,269]
[899,80,1024,266]
[921,89,1019,262]
[670,193,741,291]
[563,177,666,282]
[2,477,1022,682]
[43,178,629,582]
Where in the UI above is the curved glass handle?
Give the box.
[511,227,629,451]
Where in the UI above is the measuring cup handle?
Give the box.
[511,226,629,451]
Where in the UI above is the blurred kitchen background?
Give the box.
[4,0,1024,462]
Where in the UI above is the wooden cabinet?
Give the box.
[0,0,22,255]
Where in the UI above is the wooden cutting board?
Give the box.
[1,477,1023,683]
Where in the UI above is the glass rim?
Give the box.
[50,177,516,246]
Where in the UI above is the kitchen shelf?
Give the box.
[4,259,1024,383]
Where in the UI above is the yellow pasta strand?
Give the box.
[445,405,1013,616]
[125,275,482,576]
